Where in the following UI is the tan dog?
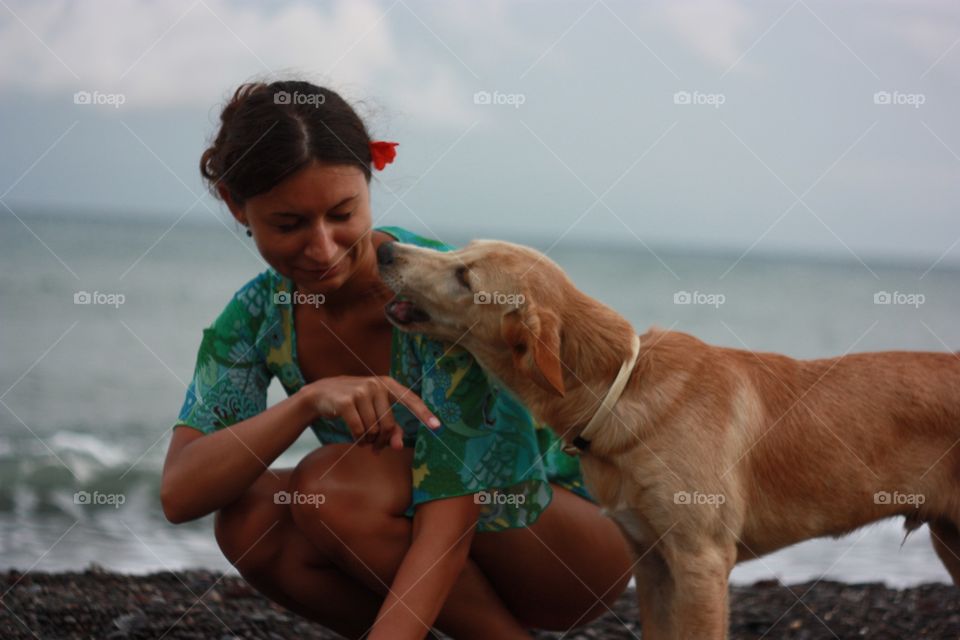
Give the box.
[376,239,960,639]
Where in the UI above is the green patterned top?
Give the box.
[173,226,594,531]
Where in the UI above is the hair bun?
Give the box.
[199,81,373,204]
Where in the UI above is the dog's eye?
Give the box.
[455,265,471,290]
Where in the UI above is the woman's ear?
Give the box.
[218,185,248,226]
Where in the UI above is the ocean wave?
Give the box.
[0,430,163,500]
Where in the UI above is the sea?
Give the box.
[1,212,957,587]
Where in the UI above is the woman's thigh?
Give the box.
[215,464,390,638]
[215,442,413,572]
[470,485,634,630]
[214,466,300,571]
[290,443,415,522]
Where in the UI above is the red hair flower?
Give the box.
[369,141,399,170]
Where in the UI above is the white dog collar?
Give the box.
[563,333,641,456]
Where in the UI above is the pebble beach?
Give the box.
[2,567,957,639]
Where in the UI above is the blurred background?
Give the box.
[0,0,957,587]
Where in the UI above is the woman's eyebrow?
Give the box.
[328,194,358,210]
[269,195,358,218]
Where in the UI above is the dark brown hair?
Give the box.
[200,81,373,205]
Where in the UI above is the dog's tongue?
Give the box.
[386,297,431,324]
[390,299,418,323]
[389,297,432,323]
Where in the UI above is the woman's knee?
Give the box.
[288,444,355,505]
[288,444,412,543]
[214,470,292,574]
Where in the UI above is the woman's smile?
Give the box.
[297,263,343,280]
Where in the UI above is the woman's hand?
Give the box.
[300,376,441,451]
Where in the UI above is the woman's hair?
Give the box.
[200,80,373,205]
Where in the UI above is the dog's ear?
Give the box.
[500,304,565,397]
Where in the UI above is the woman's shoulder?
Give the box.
[376,226,457,252]
[210,268,284,333]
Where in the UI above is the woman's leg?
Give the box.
[214,467,382,638]
[287,444,530,639]
[289,445,634,633]
[216,445,634,637]
[471,484,635,631]
[215,445,529,639]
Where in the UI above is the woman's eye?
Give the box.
[455,266,470,289]
[330,211,353,221]
[275,221,301,232]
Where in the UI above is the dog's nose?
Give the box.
[377,241,395,266]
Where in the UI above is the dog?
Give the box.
[377,238,960,639]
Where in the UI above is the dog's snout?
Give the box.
[377,241,395,267]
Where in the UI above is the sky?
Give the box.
[1,0,958,267]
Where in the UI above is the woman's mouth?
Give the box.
[385,298,431,325]
[298,264,342,280]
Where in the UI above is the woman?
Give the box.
[161,80,633,640]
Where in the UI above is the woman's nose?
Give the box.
[304,227,338,264]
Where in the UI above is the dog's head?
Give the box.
[378,239,570,397]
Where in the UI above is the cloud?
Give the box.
[878,14,960,69]
[0,0,474,125]
[658,0,756,70]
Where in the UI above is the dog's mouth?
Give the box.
[385,297,432,326]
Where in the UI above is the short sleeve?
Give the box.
[403,335,554,532]
[387,331,430,446]
[173,286,272,435]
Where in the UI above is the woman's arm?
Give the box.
[161,387,317,523]
[368,494,482,640]
[162,376,440,524]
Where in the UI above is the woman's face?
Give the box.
[228,161,375,295]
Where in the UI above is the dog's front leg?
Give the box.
[634,542,734,640]
[667,543,735,639]
[632,548,675,640]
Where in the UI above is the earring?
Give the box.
[246,227,252,237]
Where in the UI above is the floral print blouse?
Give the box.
[174,226,593,531]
